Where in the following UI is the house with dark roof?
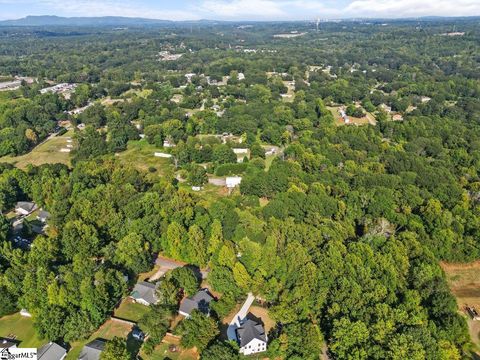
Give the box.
[15,201,36,216]
[38,342,67,360]
[178,289,214,317]
[130,281,159,306]
[78,339,105,360]
[236,317,267,356]
[0,338,17,349]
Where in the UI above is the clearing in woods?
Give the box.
[441,261,480,353]
[0,130,74,169]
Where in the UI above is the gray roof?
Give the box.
[78,339,105,360]
[38,210,51,220]
[236,319,267,347]
[130,281,158,305]
[179,289,214,316]
[0,339,16,348]
[38,342,67,360]
[15,201,36,212]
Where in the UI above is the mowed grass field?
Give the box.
[114,298,150,323]
[0,313,45,348]
[66,319,136,360]
[116,140,173,175]
[0,130,74,169]
[441,261,480,353]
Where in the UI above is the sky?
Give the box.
[0,0,480,21]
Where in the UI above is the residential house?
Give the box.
[78,339,106,360]
[15,201,36,216]
[178,289,214,318]
[37,210,50,223]
[226,177,242,189]
[163,139,176,148]
[233,148,249,155]
[130,281,159,306]
[236,318,268,356]
[38,342,67,360]
[0,338,17,349]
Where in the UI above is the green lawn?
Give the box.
[0,130,74,169]
[66,319,138,360]
[0,313,45,348]
[114,299,150,322]
[117,140,173,175]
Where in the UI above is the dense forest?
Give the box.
[0,17,479,359]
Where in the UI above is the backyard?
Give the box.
[441,261,480,354]
[0,313,45,348]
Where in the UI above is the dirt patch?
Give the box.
[441,261,480,309]
[441,261,480,352]
[249,306,275,333]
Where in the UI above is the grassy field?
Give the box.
[327,106,377,126]
[116,140,172,175]
[0,313,45,348]
[114,298,150,323]
[178,182,228,207]
[0,130,73,169]
[66,319,137,360]
[441,261,480,353]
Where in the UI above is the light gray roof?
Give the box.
[38,210,51,220]
[179,289,214,315]
[78,339,105,360]
[15,201,36,212]
[130,281,158,305]
[236,319,267,347]
[38,342,67,360]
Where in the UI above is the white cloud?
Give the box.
[345,0,480,18]
[199,0,287,20]
[0,0,479,20]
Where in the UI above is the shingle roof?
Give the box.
[38,342,67,360]
[0,339,16,348]
[78,339,105,360]
[15,201,36,213]
[179,289,214,316]
[236,319,267,347]
[130,281,158,305]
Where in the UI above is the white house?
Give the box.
[163,140,176,148]
[237,319,268,356]
[226,177,242,189]
[233,148,249,155]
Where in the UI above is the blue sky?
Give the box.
[1,0,479,21]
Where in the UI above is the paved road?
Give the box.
[227,292,255,341]
[150,256,210,281]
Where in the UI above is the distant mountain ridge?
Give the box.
[0,15,478,27]
[0,15,179,27]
